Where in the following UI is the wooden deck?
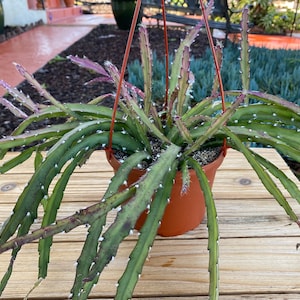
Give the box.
[0,148,300,299]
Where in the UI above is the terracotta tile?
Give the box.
[0,15,111,96]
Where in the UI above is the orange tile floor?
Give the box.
[0,13,300,96]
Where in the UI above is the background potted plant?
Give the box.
[111,0,142,29]
[0,0,4,34]
[0,1,299,299]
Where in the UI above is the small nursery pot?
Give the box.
[106,149,225,236]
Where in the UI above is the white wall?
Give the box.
[3,0,47,26]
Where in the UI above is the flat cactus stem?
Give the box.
[69,55,145,99]
[38,149,89,279]
[70,151,149,298]
[71,219,107,300]
[68,55,111,78]
[0,242,19,295]
[185,93,246,156]
[104,61,133,102]
[181,96,218,121]
[176,46,192,116]
[117,101,152,153]
[180,160,190,194]
[0,122,80,150]
[168,21,203,105]
[0,79,38,113]
[0,148,34,174]
[14,64,82,120]
[79,144,180,295]
[240,7,250,101]
[0,121,142,245]
[174,115,193,144]
[116,161,178,298]
[0,183,139,254]
[188,157,219,300]
[0,96,28,118]
[244,91,300,114]
[230,103,300,123]
[252,151,300,203]
[227,125,300,161]
[129,99,171,144]
[224,127,299,223]
[139,25,153,116]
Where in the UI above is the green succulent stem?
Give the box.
[188,157,219,300]
[116,160,178,298]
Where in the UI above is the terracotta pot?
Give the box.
[106,149,225,236]
[64,0,74,7]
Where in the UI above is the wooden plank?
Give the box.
[1,149,299,242]
[1,148,299,299]
[0,150,113,174]
[0,148,293,173]
[1,237,300,298]
[135,295,300,299]
[1,150,297,205]
[1,196,299,244]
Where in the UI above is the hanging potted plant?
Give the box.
[0,1,299,299]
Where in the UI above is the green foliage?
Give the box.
[128,44,300,105]
[230,0,300,33]
[0,5,299,300]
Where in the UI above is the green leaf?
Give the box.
[224,127,299,222]
[253,151,300,204]
[188,157,219,300]
[185,94,245,156]
[34,150,43,171]
[129,99,171,144]
[38,149,89,279]
[139,25,152,116]
[116,160,178,298]
[71,151,149,298]
[77,144,180,298]
[0,148,34,174]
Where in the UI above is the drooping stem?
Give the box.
[107,0,142,157]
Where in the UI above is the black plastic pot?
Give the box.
[111,0,142,30]
[0,1,4,35]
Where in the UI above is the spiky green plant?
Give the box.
[128,44,300,105]
[0,2,300,299]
